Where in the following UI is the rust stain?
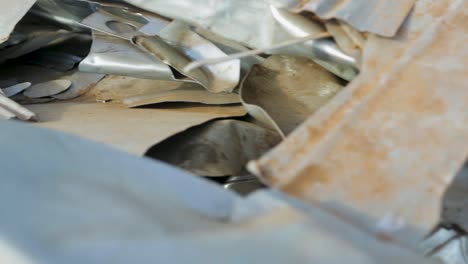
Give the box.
[281,164,331,196]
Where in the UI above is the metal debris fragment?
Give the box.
[124,85,241,108]
[79,32,180,81]
[266,0,417,37]
[0,1,36,43]
[146,119,281,177]
[241,55,343,136]
[0,93,37,121]
[27,96,247,154]
[1,82,31,97]
[23,79,72,98]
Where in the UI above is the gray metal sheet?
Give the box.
[0,0,36,43]
[0,121,433,263]
[266,0,417,37]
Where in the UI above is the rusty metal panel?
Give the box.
[250,0,468,245]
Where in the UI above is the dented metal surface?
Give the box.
[266,0,417,37]
[146,119,281,177]
[241,55,343,137]
[250,0,468,245]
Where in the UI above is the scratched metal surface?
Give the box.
[250,0,468,246]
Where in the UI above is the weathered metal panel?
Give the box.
[250,0,468,245]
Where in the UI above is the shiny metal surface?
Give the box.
[134,21,240,93]
[265,0,416,37]
[79,32,181,81]
[224,175,266,196]
[123,0,360,80]
[269,6,359,80]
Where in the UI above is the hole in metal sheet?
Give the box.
[105,20,137,34]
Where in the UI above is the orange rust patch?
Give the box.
[281,164,331,196]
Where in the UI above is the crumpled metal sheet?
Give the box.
[241,55,343,137]
[146,119,282,177]
[250,0,468,246]
[0,121,433,263]
[27,77,247,154]
[134,21,241,93]
[0,0,36,43]
[266,0,416,37]
[124,0,358,81]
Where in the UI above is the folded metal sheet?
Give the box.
[0,121,433,263]
[250,0,468,246]
[0,0,36,43]
[266,0,417,37]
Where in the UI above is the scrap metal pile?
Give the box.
[0,0,467,263]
